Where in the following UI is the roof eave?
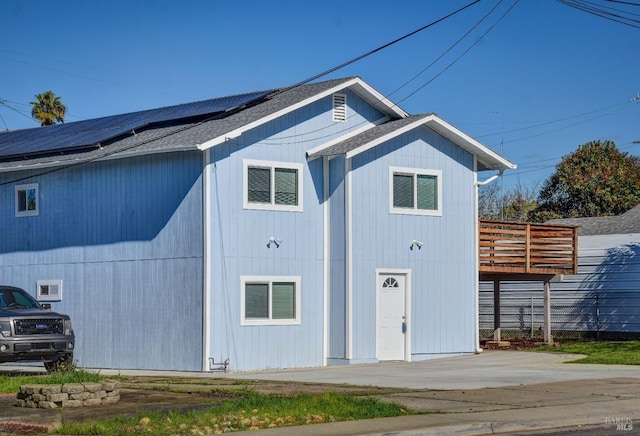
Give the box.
[340,114,516,171]
[198,77,408,151]
[423,115,516,172]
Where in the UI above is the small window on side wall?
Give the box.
[37,280,62,302]
[15,183,39,217]
[390,167,442,216]
[241,276,301,326]
[243,159,303,212]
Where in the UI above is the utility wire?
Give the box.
[398,0,519,105]
[0,2,484,186]
[604,0,640,5]
[557,0,640,28]
[387,0,505,99]
[272,0,482,96]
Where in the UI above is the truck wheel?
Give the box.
[44,354,74,373]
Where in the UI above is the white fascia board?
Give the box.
[345,114,517,172]
[349,80,408,119]
[306,115,390,160]
[424,116,517,171]
[198,77,407,152]
[345,116,432,160]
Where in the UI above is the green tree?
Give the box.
[30,90,66,126]
[529,140,640,221]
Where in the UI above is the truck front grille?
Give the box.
[13,318,64,335]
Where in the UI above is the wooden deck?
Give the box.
[479,220,578,276]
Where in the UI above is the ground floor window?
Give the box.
[240,276,301,326]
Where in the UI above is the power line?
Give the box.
[388,0,506,99]
[272,0,482,96]
[397,0,519,105]
[476,98,634,141]
[557,0,640,28]
[0,2,485,186]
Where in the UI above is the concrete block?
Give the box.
[39,401,59,409]
[82,382,102,393]
[20,385,40,395]
[89,391,107,399]
[62,383,84,394]
[102,395,120,404]
[47,393,68,402]
[102,381,118,391]
[70,392,91,401]
[41,385,62,395]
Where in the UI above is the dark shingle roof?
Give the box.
[308,114,431,158]
[548,205,640,235]
[0,77,360,171]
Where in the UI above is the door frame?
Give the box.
[375,268,412,362]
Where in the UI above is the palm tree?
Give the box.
[30,90,67,126]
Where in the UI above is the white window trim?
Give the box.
[243,159,303,212]
[240,275,301,326]
[389,166,442,216]
[36,279,62,302]
[15,183,39,217]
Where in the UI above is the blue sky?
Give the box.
[1,0,638,191]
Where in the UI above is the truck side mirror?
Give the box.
[41,303,52,311]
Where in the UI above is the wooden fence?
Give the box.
[479,220,578,275]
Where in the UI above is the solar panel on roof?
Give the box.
[0,89,273,159]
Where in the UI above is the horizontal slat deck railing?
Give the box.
[479,220,578,275]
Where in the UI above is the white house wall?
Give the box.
[349,126,478,361]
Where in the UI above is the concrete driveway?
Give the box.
[204,350,640,390]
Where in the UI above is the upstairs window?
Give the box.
[15,183,39,217]
[333,93,347,122]
[390,167,442,216]
[243,160,303,212]
[241,276,301,326]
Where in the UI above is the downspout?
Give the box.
[473,168,502,353]
[322,156,330,366]
[202,149,212,370]
[345,157,353,360]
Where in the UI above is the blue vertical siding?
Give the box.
[328,155,347,361]
[207,93,383,371]
[349,126,477,361]
[0,151,204,370]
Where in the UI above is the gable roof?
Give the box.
[0,77,513,174]
[0,77,407,172]
[306,114,516,172]
[548,205,640,236]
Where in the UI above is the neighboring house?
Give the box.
[479,206,640,338]
[1,77,515,371]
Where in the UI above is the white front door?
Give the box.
[377,274,406,361]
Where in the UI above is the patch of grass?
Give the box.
[537,340,640,365]
[56,389,411,435]
[0,367,104,394]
